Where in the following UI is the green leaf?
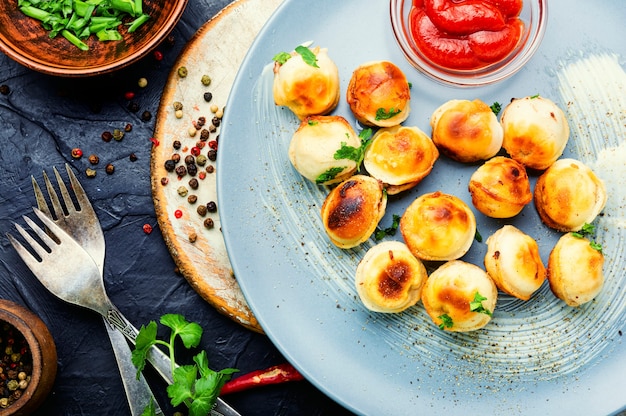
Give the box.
[295,45,319,68]
[374,214,401,241]
[475,229,483,243]
[167,365,198,406]
[590,241,603,253]
[131,321,158,377]
[375,107,401,121]
[469,292,492,316]
[316,167,345,184]
[272,51,291,65]
[160,314,203,349]
[438,314,453,329]
[490,101,502,115]
[140,397,156,416]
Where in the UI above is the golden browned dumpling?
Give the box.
[547,233,604,307]
[468,156,532,218]
[273,46,340,120]
[321,175,387,249]
[421,260,497,332]
[363,125,439,195]
[430,99,503,163]
[501,95,570,170]
[346,61,410,127]
[288,115,361,185]
[484,225,546,301]
[400,191,476,261]
[355,241,427,313]
[534,158,607,232]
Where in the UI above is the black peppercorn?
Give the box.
[101,131,113,142]
[199,129,210,141]
[124,123,133,132]
[206,165,215,174]
[173,140,182,149]
[172,154,182,164]
[189,178,199,190]
[161,177,169,186]
[105,163,115,174]
[187,163,198,176]
[164,160,177,171]
[88,154,100,165]
[206,201,217,212]
[175,165,187,177]
[197,116,206,127]
[0,85,10,95]
[187,195,197,204]
[141,111,152,122]
[203,92,213,102]
[184,155,195,165]
[211,116,221,127]
[196,205,207,217]
[128,101,140,112]
[208,149,217,161]
[129,153,138,162]
[204,218,214,229]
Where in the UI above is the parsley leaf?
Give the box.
[469,292,492,316]
[375,214,401,241]
[571,222,603,252]
[375,107,401,121]
[316,167,345,184]
[295,45,319,68]
[490,101,502,115]
[438,314,453,330]
[475,229,483,243]
[272,51,292,65]
[590,241,603,253]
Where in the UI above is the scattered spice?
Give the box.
[173,140,181,150]
[105,163,115,175]
[153,50,163,61]
[71,148,83,159]
[149,137,159,147]
[206,165,215,174]
[204,92,213,102]
[101,131,113,142]
[188,179,199,190]
[160,177,169,186]
[88,154,100,165]
[141,111,152,122]
[85,168,97,178]
[142,224,153,234]
[196,205,207,217]
[175,165,187,177]
[0,322,32,409]
[177,66,188,78]
[128,101,140,113]
[171,154,181,163]
[164,160,176,172]
[204,218,214,229]
[0,85,10,95]
[138,78,148,88]
[124,91,135,100]
[188,232,197,243]
[175,110,183,119]
[173,102,183,111]
[206,201,217,213]
[187,195,197,204]
[174,209,183,219]
[201,75,211,86]
[129,153,138,162]
[113,129,124,141]
[177,186,188,197]
[124,123,133,132]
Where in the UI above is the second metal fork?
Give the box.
[31,165,162,416]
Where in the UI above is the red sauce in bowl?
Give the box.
[409,0,524,70]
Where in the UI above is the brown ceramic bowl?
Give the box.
[0,0,188,77]
[0,299,57,416]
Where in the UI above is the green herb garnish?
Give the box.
[374,214,401,240]
[469,292,492,316]
[475,229,483,243]
[316,167,345,184]
[438,314,453,330]
[571,222,603,252]
[530,94,540,99]
[132,314,238,416]
[333,127,373,167]
[375,107,401,121]
[18,0,149,50]
[490,101,502,115]
[272,51,292,65]
[295,45,319,68]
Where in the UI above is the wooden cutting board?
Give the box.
[151,0,283,333]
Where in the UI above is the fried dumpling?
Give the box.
[363,125,439,195]
[501,95,569,170]
[400,191,476,261]
[421,260,497,332]
[355,241,427,313]
[534,158,607,232]
[288,115,361,185]
[346,61,411,127]
[484,225,546,301]
[430,99,503,163]
[468,156,532,218]
[273,46,340,120]
[547,232,604,307]
[321,175,387,249]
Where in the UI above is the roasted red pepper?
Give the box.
[409,0,524,70]
[220,363,304,395]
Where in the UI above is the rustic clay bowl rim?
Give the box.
[0,0,188,77]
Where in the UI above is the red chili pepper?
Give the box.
[174,209,183,219]
[220,363,304,395]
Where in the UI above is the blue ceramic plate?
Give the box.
[218,1,626,414]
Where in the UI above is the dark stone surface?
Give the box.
[0,1,354,415]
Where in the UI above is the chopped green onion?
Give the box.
[61,29,89,51]
[127,13,149,33]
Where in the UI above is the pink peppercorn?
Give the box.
[153,50,163,61]
[143,224,153,234]
[174,210,183,219]
[190,146,201,156]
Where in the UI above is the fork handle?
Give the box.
[105,307,242,416]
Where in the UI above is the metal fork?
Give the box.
[11,167,240,416]
[32,165,162,416]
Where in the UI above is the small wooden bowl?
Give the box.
[0,299,57,416]
[0,0,188,77]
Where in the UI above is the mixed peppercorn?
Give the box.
[0,322,32,409]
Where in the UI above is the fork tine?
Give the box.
[7,230,43,265]
[32,175,52,218]
[50,166,77,217]
[64,163,92,212]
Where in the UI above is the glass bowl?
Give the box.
[390,0,547,87]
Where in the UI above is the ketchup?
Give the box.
[409,0,524,70]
